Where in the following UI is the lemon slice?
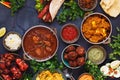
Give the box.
[0,27,6,38]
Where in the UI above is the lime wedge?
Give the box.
[0,27,6,38]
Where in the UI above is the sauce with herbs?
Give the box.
[88,47,104,63]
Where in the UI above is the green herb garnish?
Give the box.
[10,0,25,15]
[20,73,32,80]
[109,27,120,60]
[21,55,64,80]
[85,60,106,80]
[30,55,64,73]
[57,0,85,23]
[1,0,25,15]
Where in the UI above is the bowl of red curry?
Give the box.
[22,25,58,62]
[60,23,80,44]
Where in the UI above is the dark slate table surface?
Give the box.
[0,0,120,80]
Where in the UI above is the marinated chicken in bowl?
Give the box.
[0,53,28,80]
[62,44,86,69]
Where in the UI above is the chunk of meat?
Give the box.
[67,51,78,60]
[77,57,85,66]
[65,45,76,52]
[16,58,28,71]
[3,53,15,62]
[69,60,78,67]
[10,66,22,79]
[0,62,6,69]
[45,46,52,52]
[1,74,12,80]
[76,46,85,56]
[3,69,10,74]
[43,40,51,46]
[64,53,69,60]
[5,61,11,67]
[35,48,42,55]
[33,36,40,44]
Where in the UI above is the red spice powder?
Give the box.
[62,25,78,41]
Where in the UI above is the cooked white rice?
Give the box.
[5,33,21,50]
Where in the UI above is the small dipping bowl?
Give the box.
[3,31,22,52]
[60,23,80,44]
[78,0,98,11]
[87,45,106,65]
[78,73,95,80]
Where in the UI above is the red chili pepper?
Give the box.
[44,12,52,22]
[38,4,49,19]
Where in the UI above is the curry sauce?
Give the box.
[23,27,57,60]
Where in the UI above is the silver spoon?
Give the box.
[63,69,75,80]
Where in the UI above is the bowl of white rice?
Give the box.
[3,31,22,52]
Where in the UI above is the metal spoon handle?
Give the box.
[69,75,75,80]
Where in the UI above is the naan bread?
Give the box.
[49,0,65,21]
[100,0,120,17]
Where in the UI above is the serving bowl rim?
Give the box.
[60,23,80,44]
[61,44,87,69]
[32,69,67,80]
[77,72,95,80]
[3,31,22,52]
[86,45,107,65]
[78,0,98,11]
[22,25,59,62]
[81,12,112,44]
